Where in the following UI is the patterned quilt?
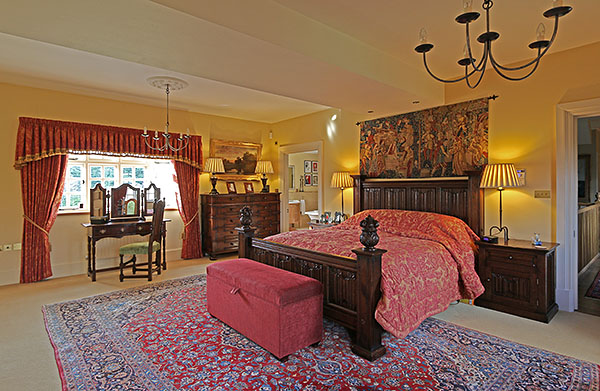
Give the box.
[265,209,485,338]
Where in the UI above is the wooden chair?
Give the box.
[119,199,165,282]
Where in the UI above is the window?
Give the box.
[59,155,178,212]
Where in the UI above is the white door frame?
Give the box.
[555,97,600,312]
[279,141,323,232]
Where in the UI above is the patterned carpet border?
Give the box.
[43,274,600,390]
[586,270,600,299]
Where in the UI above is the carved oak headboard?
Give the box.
[352,171,484,236]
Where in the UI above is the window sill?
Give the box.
[58,208,179,216]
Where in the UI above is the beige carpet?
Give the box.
[1,257,598,390]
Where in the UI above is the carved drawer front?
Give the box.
[208,195,246,204]
[213,205,245,216]
[485,248,536,267]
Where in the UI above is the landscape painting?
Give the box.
[210,139,262,180]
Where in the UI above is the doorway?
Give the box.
[576,115,600,316]
[279,142,323,232]
[556,97,600,313]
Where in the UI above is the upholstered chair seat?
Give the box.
[119,241,160,256]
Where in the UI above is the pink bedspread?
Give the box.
[264,209,484,338]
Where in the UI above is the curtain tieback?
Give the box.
[23,214,49,236]
[181,211,199,239]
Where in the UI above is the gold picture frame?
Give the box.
[210,139,262,181]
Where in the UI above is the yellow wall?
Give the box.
[445,41,600,243]
[266,108,363,217]
[0,82,268,285]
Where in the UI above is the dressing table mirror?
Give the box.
[89,183,109,224]
[110,183,141,220]
[143,183,161,218]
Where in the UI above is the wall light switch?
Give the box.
[534,190,551,198]
[12,243,21,251]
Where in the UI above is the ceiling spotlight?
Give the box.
[367,110,374,113]
[331,114,337,121]
[412,100,420,104]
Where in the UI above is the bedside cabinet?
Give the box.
[475,239,559,323]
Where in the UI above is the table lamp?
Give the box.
[480,163,521,243]
[255,160,274,193]
[204,157,225,195]
[331,172,353,220]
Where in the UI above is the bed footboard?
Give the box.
[236,206,387,361]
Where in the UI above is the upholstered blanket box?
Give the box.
[206,258,323,359]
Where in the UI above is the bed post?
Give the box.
[236,206,255,259]
[351,175,366,214]
[465,170,484,237]
[351,215,387,361]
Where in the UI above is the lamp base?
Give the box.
[489,225,509,244]
[260,176,269,193]
[209,176,219,195]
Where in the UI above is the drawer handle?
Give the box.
[486,278,491,282]
[99,229,106,234]
[137,226,143,231]
[508,255,513,260]
[229,242,234,246]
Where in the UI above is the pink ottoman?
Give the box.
[206,258,323,360]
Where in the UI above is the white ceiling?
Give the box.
[0,0,597,123]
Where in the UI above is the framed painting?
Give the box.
[244,182,254,193]
[312,174,319,186]
[312,161,318,173]
[226,182,237,194]
[210,139,262,180]
[304,160,312,173]
[304,174,312,186]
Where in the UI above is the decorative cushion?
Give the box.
[119,241,160,255]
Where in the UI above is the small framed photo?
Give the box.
[226,181,237,194]
[304,174,312,186]
[312,161,318,173]
[312,174,319,186]
[304,160,312,173]
[244,182,254,193]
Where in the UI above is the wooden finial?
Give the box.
[359,215,380,251]
[240,206,253,228]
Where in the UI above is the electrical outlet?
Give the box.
[12,243,21,251]
[534,190,551,198]
[2,244,12,251]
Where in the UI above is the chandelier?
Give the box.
[414,0,572,89]
[143,76,190,152]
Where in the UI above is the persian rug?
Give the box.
[43,275,599,391]
[586,270,600,299]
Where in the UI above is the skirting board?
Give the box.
[0,248,182,286]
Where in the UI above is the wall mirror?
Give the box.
[89,183,109,224]
[143,183,161,217]
[110,183,141,220]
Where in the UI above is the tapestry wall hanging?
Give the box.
[360,98,488,178]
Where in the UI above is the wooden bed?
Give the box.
[236,171,483,361]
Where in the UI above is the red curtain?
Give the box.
[20,155,68,283]
[173,161,202,259]
[15,117,202,170]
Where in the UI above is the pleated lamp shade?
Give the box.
[204,157,225,174]
[255,160,274,174]
[331,172,353,189]
[480,163,520,189]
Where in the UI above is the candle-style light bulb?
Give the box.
[536,23,546,41]
[463,0,473,12]
[419,28,428,43]
[164,125,168,134]
[143,126,147,135]
[154,129,158,138]
[186,128,190,137]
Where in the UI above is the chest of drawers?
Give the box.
[201,193,280,259]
